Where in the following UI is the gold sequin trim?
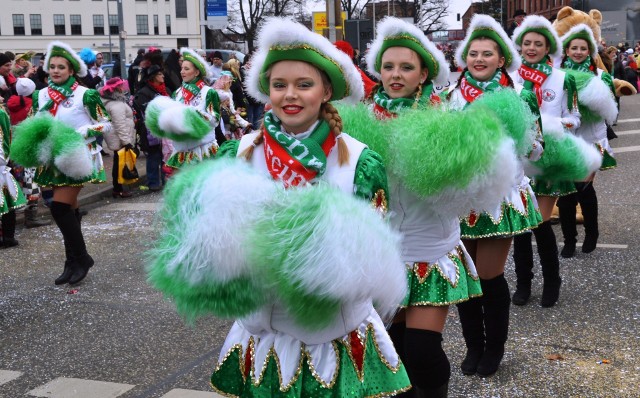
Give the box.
[365,323,404,373]
[371,188,388,215]
[304,342,340,389]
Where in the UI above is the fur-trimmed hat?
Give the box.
[560,24,598,59]
[455,14,521,73]
[245,17,364,104]
[512,15,563,60]
[44,41,88,77]
[180,48,212,81]
[366,17,450,86]
[16,78,35,96]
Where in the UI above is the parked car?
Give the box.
[101,63,131,80]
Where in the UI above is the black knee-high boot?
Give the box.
[512,233,534,305]
[578,182,598,253]
[50,202,93,285]
[456,297,484,375]
[533,221,561,307]
[1,210,18,247]
[557,192,578,258]
[388,323,417,398]
[477,274,510,377]
[404,328,450,398]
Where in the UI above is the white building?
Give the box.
[0,0,205,63]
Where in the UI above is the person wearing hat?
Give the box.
[100,77,135,198]
[556,24,618,258]
[507,9,527,37]
[133,64,169,191]
[360,16,519,396]
[0,52,17,103]
[0,106,27,248]
[5,78,51,229]
[447,14,545,377]
[11,51,37,79]
[149,47,220,170]
[144,17,412,397]
[508,15,584,309]
[21,41,112,285]
[209,50,223,81]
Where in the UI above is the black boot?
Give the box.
[24,202,51,229]
[456,298,484,375]
[404,329,450,397]
[557,193,578,258]
[534,221,561,307]
[578,183,599,253]
[50,202,92,285]
[512,233,534,305]
[477,274,510,377]
[1,210,18,248]
[55,240,75,285]
[388,323,417,398]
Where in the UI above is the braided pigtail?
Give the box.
[239,130,264,161]
[367,82,382,101]
[446,67,468,100]
[501,66,515,88]
[321,102,349,166]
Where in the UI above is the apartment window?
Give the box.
[136,15,149,35]
[166,14,171,35]
[13,14,25,36]
[154,15,159,35]
[175,0,187,18]
[70,15,82,35]
[54,14,65,35]
[93,15,104,35]
[30,14,42,35]
[177,38,188,48]
[109,14,118,35]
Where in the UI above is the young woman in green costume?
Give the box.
[17,41,112,285]
[557,24,618,257]
[448,14,544,377]
[510,15,581,308]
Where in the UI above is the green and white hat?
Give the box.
[180,48,212,81]
[512,15,562,60]
[560,24,598,59]
[365,16,450,86]
[245,17,364,104]
[44,41,88,77]
[455,14,521,73]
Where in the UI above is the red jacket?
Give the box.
[7,94,32,125]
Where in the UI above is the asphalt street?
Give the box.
[1,94,639,397]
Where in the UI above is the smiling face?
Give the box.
[48,56,74,85]
[466,38,505,82]
[268,60,331,135]
[380,46,428,99]
[566,38,590,63]
[521,31,550,64]
[180,60,200,83]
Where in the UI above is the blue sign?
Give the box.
[207,0,227,17]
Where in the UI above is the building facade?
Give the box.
[0,0,204,63]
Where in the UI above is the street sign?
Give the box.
[206,0,228,29]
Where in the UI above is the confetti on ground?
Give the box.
[67,289,79,295]
[545,353,565,361]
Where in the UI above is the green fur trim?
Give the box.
[336,102,392,165]
[563,69,602,123]
[388,107,503,198]
[216,139,240,159]
[530,134,591,181]
[466,89,537,157]
[146,105,211,142]
[50,118,87,158]
[11,116,55,167]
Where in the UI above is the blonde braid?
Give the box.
[239,130,264,160]
[321,102,349,165]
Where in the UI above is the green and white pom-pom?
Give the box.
[11,115,56,167]
[466,88,537,157]
[146,158,277,321]
[249,183,406,329]
[145,96,211,142]
[50,120,93,179]
[336,102,392,165]
[564,69,617,124]
[527,131,602,181]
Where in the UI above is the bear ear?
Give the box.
[589,9,603,25]
[557,6,574,21]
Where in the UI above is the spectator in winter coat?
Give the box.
[100,77,136,198]
[0,53,17,103]
[6,78,35,125]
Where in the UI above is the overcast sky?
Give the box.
[308,0,472,30]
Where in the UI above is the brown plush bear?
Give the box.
[553,6,636,96]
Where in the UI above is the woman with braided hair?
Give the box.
[145,17,412,397]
